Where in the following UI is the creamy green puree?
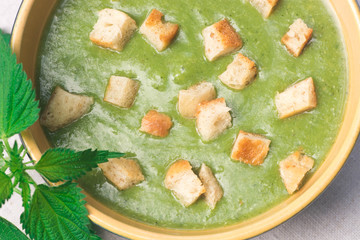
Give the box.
[37,0,347,229]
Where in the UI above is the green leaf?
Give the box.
[9,141,23,174]
[19,176,31,224]
[0,141,4,168]
[90,233,102,240]
[0,31,39,138]
[22,183,100,240]
[35,148,124,182]
[0,172,13,207]
[0,141,4,157]
[11,140,25,156]
[0,216,30,240]
[0,31,11,45]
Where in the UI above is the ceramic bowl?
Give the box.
[11,0,360,239]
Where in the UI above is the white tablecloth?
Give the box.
[1,1,359,239]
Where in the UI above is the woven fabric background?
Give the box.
[0,1,359,239]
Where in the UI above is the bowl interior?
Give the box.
[12,0,360,239]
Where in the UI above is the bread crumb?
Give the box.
[279,151,314,194]
[99,158,145,190]
[196,98,232,141]
[219,53,257,90]
[281,19,313,57]
[202,19,243,61]
[140,110,173,137]
[165,160,205,207]
[140,9,179,51]
[275,77,317,119]
[90,9,137,51]
[231,130,271,165]
[40,86,94,132]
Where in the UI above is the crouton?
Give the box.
[178,82,216,119]
[198,164,223,209]
[104,76,139,108]
[279,151,314,194]
[231,131,271,165]
[218,53,257,90]
[99,158,145,190]
[202,19,243,61]
[40,86,94,132]
[196,98,232,141]
[140,110,173,137]
[164,160,205,207]
[275,77,317,119]
[139,9,179,51]
[281,19,313,57]
[249,0,279,18]
[90,8,137,51]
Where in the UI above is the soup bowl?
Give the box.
[11,0,360,239]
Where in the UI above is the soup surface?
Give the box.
[37,0,347,229]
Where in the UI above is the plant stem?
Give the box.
[13,188,21,195]
[12,174,20,187]
[18,144,24,153]
[23,172,38,187]
[2,137,38,188]
[21,150,29,159]
[24,166,35,170]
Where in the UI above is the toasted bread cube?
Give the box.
[104,76,139,108]
[40,87,94,132]
[139,9,179,51]
[249,0,279,18]
[140,110,173,137]
[202,19,243,61]
[231,131,271,165]
[219,53,257,90]
[196,98,232,141]
[279,152,314,194]
[281,19,313,57]
[165,160,205,207]
[275,77,317,119]
[99,158,145,190]
[90,9,137,51]
[178,82,216,119]
[199,164,223,209]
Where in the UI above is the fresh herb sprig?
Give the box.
[0,31,123,239]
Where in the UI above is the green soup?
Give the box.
[37,0,347,229]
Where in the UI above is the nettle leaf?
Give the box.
[0,141,4,168]
[0,172,13,207]
[0,32,39,138]
[19,177,31,224]
[35,148,124,182]
[0,141,4,157]
[12,140,24,156]
[9,141,23,175]
[22,183,99,240]
[0,216,29,240]
[0,31,11,45]
[89,233,102,240]
[3,35,11,45]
